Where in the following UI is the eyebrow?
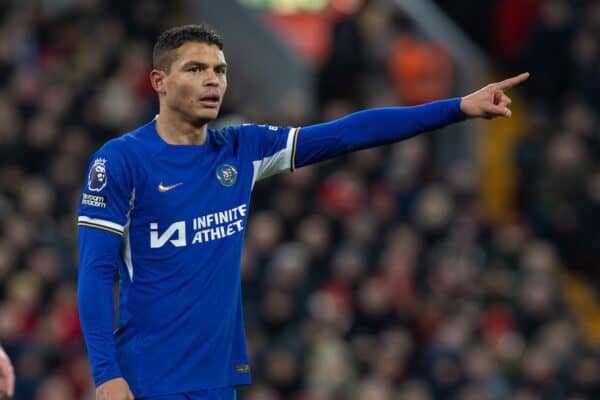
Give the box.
[181,61,228,69]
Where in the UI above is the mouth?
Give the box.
[198,94,220,109]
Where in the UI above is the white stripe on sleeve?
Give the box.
[78,216,125,233]
[251,127,297,188]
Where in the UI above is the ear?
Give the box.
[149,69,167,95]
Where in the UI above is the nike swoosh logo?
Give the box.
[158,182,183,192]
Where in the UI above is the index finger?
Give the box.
[497,72,530,90]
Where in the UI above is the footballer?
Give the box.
[77,24,528,400]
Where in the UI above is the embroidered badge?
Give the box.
[216,163,238,187]
[88,158,108,192]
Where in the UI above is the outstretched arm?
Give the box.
[294,73,529,168]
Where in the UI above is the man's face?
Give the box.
[159,42,228,124]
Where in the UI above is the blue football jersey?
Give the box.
[77,98,465,397]
[77,119,298,396]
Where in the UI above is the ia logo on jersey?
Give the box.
[216,163,238,187]
[88,158,107,192]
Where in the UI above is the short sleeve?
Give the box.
[77,143,134,236]
[239,124,299,186]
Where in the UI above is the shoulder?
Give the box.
[90,138,131,176]
[224,123,291,144]
[89,124,156,182]
[94,121,156,160]
[208,125,239,146]
[236,123,284,135]
[96,136,128,157]
[208,124,269,147]
[209,124,271,151]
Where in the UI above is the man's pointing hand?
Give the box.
[460,72,530,119]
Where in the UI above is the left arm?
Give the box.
[294,73,529,168]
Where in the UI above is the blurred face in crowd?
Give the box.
[152,41,227,125]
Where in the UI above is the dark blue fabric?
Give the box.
[78,120,297,396]
[295,98,465,168]
[77,226,123,385]
[138,387,237,400]
[77,99,464,395]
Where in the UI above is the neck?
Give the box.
[155,109,208,145]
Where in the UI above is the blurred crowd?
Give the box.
[0,0,598,399]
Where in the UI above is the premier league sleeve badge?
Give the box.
[88,158,108,192]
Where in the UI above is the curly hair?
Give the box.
[153,24,224,72]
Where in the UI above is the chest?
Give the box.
[132,147,252,223]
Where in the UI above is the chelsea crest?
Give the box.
[216,163,238,187]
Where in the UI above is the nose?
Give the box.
[204,69,219,87]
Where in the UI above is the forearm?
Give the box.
[78,226,123,386]
[294,98,465,168]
